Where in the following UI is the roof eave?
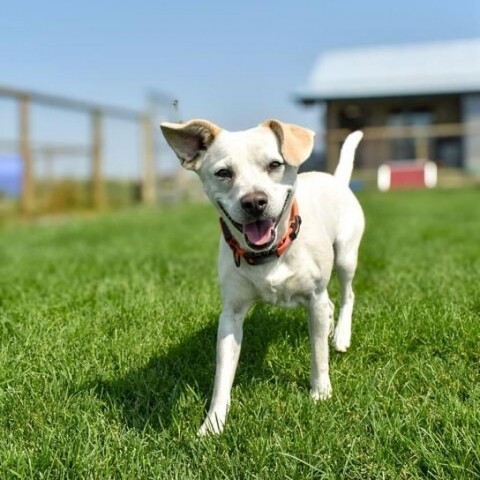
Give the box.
[295,88,480,104]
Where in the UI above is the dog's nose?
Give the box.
[240,191,268,216]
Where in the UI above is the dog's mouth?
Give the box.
[218,191,291,252]
[218,202,276,251]
[243,219,276,250]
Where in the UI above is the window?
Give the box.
[387,108,433,161]
[339,104,367,131]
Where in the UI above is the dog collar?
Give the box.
[219,200,302,267]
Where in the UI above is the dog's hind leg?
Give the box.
[332,237,360,353]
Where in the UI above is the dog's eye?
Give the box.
[215,168,233,179]
[267,160,283,172]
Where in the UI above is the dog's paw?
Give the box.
[333,334,350,352]
[310,377,332,401]
[332,331,350,352]
[198,415,225,436]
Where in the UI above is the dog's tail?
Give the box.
[334,131,364,186]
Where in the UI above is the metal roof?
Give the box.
[296,38,480,102]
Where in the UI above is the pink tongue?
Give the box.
[244,219,274,246]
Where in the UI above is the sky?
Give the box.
[0,0,479,176]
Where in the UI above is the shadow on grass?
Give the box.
[90,304,307,432]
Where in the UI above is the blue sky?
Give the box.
[0,0,479,176]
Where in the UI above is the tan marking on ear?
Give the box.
[160,119,221,170]
[261,119,315,167]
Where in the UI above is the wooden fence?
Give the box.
[0,86,156,214]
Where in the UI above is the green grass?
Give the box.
[0,188,478,479]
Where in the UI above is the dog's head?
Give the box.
[160,119,314,252]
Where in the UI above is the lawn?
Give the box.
[0,188,478,479]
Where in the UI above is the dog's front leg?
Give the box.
[308,290,333,401]
[198,302,251,436]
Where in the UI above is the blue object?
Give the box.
[0,155,22,197]
[349,179,364,191]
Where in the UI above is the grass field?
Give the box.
[0,188,478,479]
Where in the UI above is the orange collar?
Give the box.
[219,200,301,267]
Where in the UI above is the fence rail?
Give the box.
[0,86,142,120]
[326,122,480,141]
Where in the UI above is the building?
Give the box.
[296,38,480,174]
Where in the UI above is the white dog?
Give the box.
[160,119,364,435]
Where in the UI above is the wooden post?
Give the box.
[415,134,429,161]
[141,114,156,205]
[326,132,340,173]
[325,101,340,173]
[91,110,104,209]
[19,95,34,214]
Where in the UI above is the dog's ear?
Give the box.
[261,119,315,167]
[160,119,221,170]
